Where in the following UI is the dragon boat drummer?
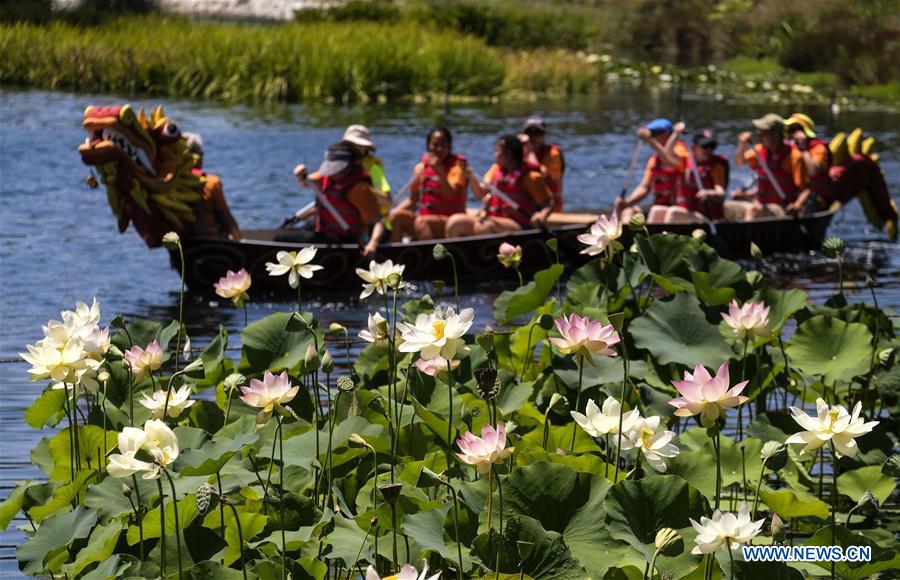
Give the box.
[184,132,243,240]
[445,135,553,237]
[663,130,729,223]
[521,115,566,211]
[341,124,391,216]
[615,118,690,223]
[284,142,385,256]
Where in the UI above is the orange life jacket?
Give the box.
[797,138,833,202]
[535,143,564,194]
[756,143,799,205]
[676,155,728,216]
[190,168,225,237]
[650,153,681,206]
[315,167,370,238]
[486,165,538,228]
[419,153,467,216]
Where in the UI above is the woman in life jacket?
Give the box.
[183,132,243,240]
[389,127,484,241]
[615,118,690,224]
[445,135,553,237]
[282,142,385,256]
[341,124,391,217]
[785,113,832,210]
[733,114,810,220]
[664,131,729,223]
[522,115,565,211]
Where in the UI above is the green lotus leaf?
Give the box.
[402,502,456,563]
[0,480,29,531]
[80,554,142,580]
[323,514,372,568]
[17,505,98,575]
[471,515,585,578]
[497,461,593,534]
[804,525,900,579]
[758,486,829,519]
[61,519,125,577]
[176,428,259,476]
[837,465,896,504]
[786,315,873,385]
[207,505,268,566]
[630,293,733,368]
[185,560,246,579]
[762,288,808,334]
[24,387,67,429]
[29,469,95,522]
[126,494,199,544]
[239,312,322,374]
[493,264,563,324]
[48,425,118,483]
[883,454,900,477]
[668,432,765,498]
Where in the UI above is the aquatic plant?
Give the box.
[3,231,898,579]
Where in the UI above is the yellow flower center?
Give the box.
[827,408,840,431]
[640,427,655,448]
[432,320,446,340]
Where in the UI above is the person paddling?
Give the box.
[785,113,832,210]
[615,118,690,223]
[388,127,483,241]
[341,124,391,216]
[284,142,385,256]
[665,130,729,223]
[184,132,242,240]
[445,135,553,237]
[522,115,565,211]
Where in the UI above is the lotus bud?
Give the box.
[878,348,893,364]
[419,294,434,308]
[328,322,346,335]
[655,527,684,557]
[182,334,191,362]
[857,490,879,512]
[321,351,334,373]
[370,517,379,528]
[745,270,764,288]
[224,372,246,390]
[98,370,110,383]
[106,344,123,358]
[865,274,875,288]
[337,376,355,392]
[432,243,449,260]
[691,228,707,242]
[750,242,763,261]
[770,513,786,542]
[761,442,788,471]
[304,344,319,371]
[196,483,215,516]
[349,433,368,446]
[474,368,501,401]
[432,280,445,296]
[628,212,646,231]
[162,231,181,250]
[386,272,402,290]
[122,483,132,497]
[822,236,845,259]
[629,242,639,253]
[545,237,558,253]
[378,483,402,506]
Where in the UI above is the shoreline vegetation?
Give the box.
[1,0,898,107]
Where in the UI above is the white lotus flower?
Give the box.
[366,561,441,580]
[359,312,389,344]
[139,384,196,419]
[20,338,86,383]
[107,427,155,478]
[690,502,764,554]
[785,398,879,457]
[356,259,405,299]
[398,307,474,360]
[214,268,252,308]
[577,214,623,256]
[142,419,180,478]
[570,397,640,439]
[619,415,680,472]
[107,420,179,480]
[265,247,323,288]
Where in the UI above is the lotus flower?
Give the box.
[415,356,460,377]
[359,312,389,344]
[123,341,163,378]
[356,259,405,299]
[107,426,154,479]
[721,299,771,341]
[456,422,515,475]
[265,247,323,288]
[398,307,474,360]
[549,314,620,363]
[669,363,749,428]
[365,562,441,580]
[619,415,679,472]
[497,242,522,268]
[139,384,196,419]
[214,268,252,307]
[577,214,623,256]
[240,370,299,425]
[571,397,640,438]
[690,502,764,554]
[20,338,86,384]
[107,419,179,480]
[785,398,879,457]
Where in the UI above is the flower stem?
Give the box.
[131,474,145,560]
[614,344,630,482]
[727,539,735,580]
[751,463,766,521]
[225,500,248,580]
[243,304,248,329]
[570,358,585,452]
[447,365,455,458]
[444,482,463,580]
[646,549,660,580]
[156,478,167,577]
[515,266,523,288]
[487,468,494,533]
[62,391,76,484]
[830,441,837,580]
[447,251,460,311]
[326,391,343,511]
[497,466,504,539]
[277,415,286,580]
[713,431,722,510]
[216,471,225,540]
[519,322,539,381]
[164,469,183,579]
[263,420,279,505]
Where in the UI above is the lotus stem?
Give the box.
[62,389,76,484]
[646,548,661,580]
[264,418,280,505]
[447,251,460,311]
[727,539,734,580]
[129,474,145,560]
[830,441,837,580]
[497,465,504,539]
[570,358,585,452]
[296,281,303,317]
[442,481,463,580]
[738,337,749,440]
[741,446,748,506]
[614,343,630,482]
[347,521,374,580]
[713,431,722,510]
[156,478,167,577]
[277,415,286,580]
[127,366,135,427]
[514,266,523,288]
[163,469,183,579]
[243,304,248,329]
[224,500,248,580]
[326,391,343,510]
[487,468,494,533]
[174,241,185,374]
[216,471,225,540]
[447,363,455,461]
[519,321,540,381]
[390,501,399,572]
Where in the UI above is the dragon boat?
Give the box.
[77,104,887,294]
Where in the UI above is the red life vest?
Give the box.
[797,138,833,202]
[676,155,729,216]
[650,153,681,206]
[315,167,370,237]
[535,143,565,194]
[419,153,467,216]
[756,143,799,205]
[486,165,538,228]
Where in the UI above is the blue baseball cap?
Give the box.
[645,118,673,134]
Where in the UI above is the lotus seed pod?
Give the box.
[321,351,334,374]
[337,376,355,392]
[162,231,181,249]
[224,372,246,390]
[539,314,555,330]
[822,236,845,259]
[857,490,879,512]
[691,228,707,242]
[750,242,763,261]
[762,443,788,471]
[378,483,402,505]
[628,212,646,231]
[386,272,402,290]
[432,243,448,260]
[196,483,214,516]
[474,368,501,401]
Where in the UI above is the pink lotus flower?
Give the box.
[721,299,771,341]
[240,370,299,425]
[456,422,515,475]
[497,242,522,268]
[549,314,620,364]
[214,268,251,308]
[123,340,163,377]
[669,363,749,427]
[415,356,460,377]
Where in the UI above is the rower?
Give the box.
[388,127,484,241]
[183,132,242,240]
[284,142,385,256]
[445,135,553,237]
[522,115,565,211]
[785,113,832,211]
[341,124,391,216]
[615,118,690,223]
[665,130,729,223]
[733,113,810,219]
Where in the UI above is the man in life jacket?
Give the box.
[341,124,391,217]
[785,113,832,209]
[283,142,386,256]
[184,132,242,240]
[522,115,565,211]
[445,135,553,237]
[733,113,810,220]
[664,130,729,223]
[615,118,690,224]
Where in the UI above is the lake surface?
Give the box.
[0,87,897,571]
